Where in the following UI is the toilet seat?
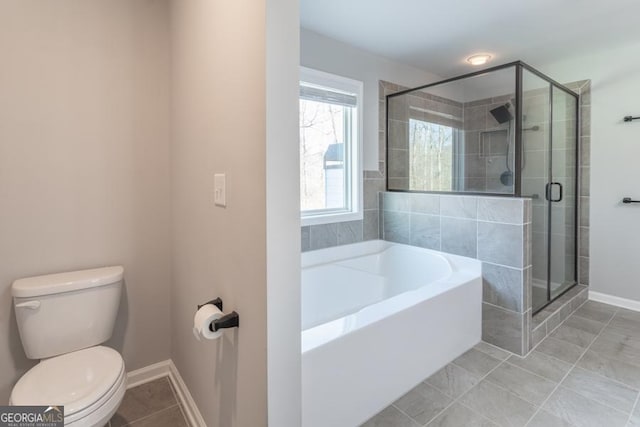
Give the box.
[10,346,126,425]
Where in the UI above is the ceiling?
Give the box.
[300,0,640,77]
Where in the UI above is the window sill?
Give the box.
[301,210,363,227]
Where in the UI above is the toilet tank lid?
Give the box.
[12,266,124,298]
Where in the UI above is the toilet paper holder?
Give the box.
[197,298,240,332]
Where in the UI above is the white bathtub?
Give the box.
[301,240,482,427]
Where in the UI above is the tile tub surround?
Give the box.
[363,300,640,427]
[381,191,532,355]
[301,171,384,252]
[109,377,188,427]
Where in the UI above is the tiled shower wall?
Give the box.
[459,96,516,193]
[386,85,518,194]
[381,191,532,354]
[386,88,464,190]
[573,80,591,287]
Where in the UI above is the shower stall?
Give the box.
[386,61,579,314]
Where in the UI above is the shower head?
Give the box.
[490,104,514,124]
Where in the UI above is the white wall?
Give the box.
[301,29,440,170]
[171,0,301,425]
[0,0,172,402]
[266,0,302,426]
[539,40,640,302]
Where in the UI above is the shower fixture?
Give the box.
[489,104,513,124]
[488,106,538,185]
[488,103,516,186]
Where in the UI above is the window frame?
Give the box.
[299,67,363,226]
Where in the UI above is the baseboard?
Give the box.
[589,291,640,312]
[126,360,171,389]
[126,360,206,427]
[168,360,207,427]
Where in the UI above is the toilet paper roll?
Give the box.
[193,303,224,341]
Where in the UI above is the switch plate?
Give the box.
[214,173,226,207]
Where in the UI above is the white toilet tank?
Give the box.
[12,266,124,360]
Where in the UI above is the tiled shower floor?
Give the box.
[362,301,640,427]
[108,377,188,427]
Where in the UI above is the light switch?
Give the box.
[214,173,226,207]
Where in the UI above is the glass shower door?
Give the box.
[525,69,578,313]
[521,70,551,312]
[549,87,578,300]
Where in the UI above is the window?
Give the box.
[408,119,456,191]
[299,67,362,226]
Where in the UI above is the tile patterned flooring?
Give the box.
[108,377,188,427]
[363,301,640,427]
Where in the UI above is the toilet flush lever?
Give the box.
[15,301,41,310]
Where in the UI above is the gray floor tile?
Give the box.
[346,302,640,427]
[615,308,640,322]
[603,328,640,349]
[361,302,640,427]
[452,348,502,377]
[562,314,606,335]
[608,315,640,340]
[543,386,629,427]
[507,351,572,383]
[577,350,640,389]
[128,405,187,427]
[573,301,617,323]
[111,378,179,427]
[561,367,639,413]
[550,324,598,348]
[590,331,640,367]
[526,409,574,427]
[536,336,585,364]
[426,402,498,427]
[393,383,453,425]
[485,363,556,405]
[474,341,512,361]
[361,405,421,427]
[459,380,538,427]
[426,363,480,399]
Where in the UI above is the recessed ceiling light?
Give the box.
[466,54,492,66]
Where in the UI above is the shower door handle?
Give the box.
[545,182,563,202]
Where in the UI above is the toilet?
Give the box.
[9,266,127,426]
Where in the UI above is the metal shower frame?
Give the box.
[385,60,581,314]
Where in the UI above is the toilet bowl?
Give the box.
[10,267,126,426]
[10,347,126,426]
